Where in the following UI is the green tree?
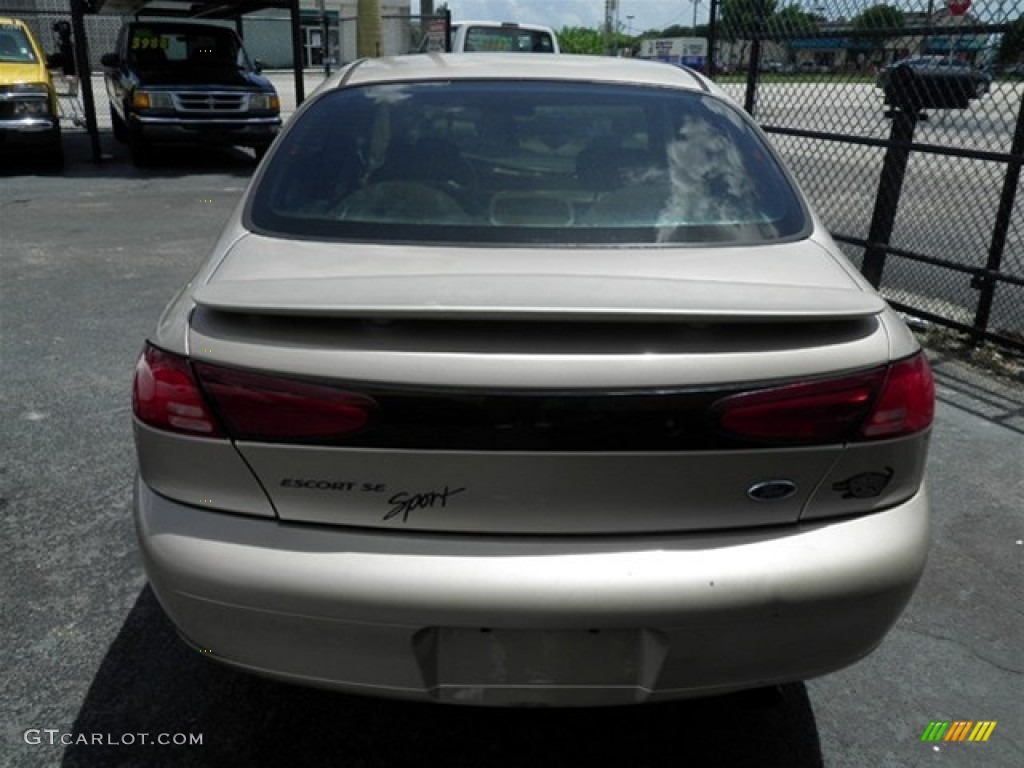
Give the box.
[720,0,779,40]
[557,26,606,55]
[719,0,778,73]
[766,6,818,37]
[850,4,904,60]
[766,6,820,64]
[851,4,904,32]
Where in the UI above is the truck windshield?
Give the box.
[463,26,555,53]
[127,24,245,69]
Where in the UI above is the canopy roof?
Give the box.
[93,0,292,18]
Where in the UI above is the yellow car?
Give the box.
[0,17,63,169]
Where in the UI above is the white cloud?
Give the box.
[411,1,706,34]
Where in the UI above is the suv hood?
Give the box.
[133,66,270,89]
[0,60,48,86]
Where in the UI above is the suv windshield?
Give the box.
[126,23,246,70]
[249,81,808,245]
[0,24,37,63]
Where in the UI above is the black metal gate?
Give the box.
[708,0,1024,354]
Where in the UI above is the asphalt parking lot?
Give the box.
[1,132,1021,767]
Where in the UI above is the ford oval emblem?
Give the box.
[748,480,798,502]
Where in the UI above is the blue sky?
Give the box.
[411,1,710,35]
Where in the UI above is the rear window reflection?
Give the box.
[249,81,808,245]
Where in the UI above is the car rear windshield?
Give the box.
[248,80,809,245]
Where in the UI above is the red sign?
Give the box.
[947,0,971,16]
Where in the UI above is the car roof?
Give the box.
[0,16,30,27]
[336,53,714,94]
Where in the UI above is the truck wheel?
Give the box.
[110,107,128,143]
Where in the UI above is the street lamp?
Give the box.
[626,15,634,37]
[692,0,701,30]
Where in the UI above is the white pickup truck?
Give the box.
[422,21,560,54]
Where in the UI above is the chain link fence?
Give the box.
[709,0,1024,356]
[6,1,1020,360]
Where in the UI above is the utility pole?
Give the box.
[605,0,617,54]
[318,0,331,76]
[357,0,382,58]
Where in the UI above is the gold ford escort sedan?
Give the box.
[132,54,934,707]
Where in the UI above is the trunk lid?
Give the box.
[188,234,891,534]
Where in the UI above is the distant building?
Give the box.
[714,9,990,74]
[637,37,708,70]
[245,3,416,69]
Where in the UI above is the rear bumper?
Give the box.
[135,476,929,706]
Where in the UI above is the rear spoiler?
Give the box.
[193,274,887,322]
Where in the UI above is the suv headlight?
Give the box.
[0,83,54,117]
[133,90,174,110]
[249,93,280,112]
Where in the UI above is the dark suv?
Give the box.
[101,21,280,165]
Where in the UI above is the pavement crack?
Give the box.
[898,625,1023,675]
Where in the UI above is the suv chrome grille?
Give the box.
[172,92,247,112]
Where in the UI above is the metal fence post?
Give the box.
[69,0,100,162]
[971,92,1024,344]
[290,0,305,105]
[707,0,719,77]
[862,108,920,288]
[742,0,769,117]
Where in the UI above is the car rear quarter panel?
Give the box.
[134,422,275,518]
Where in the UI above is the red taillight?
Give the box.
[133,345,224,437]
[714,352,934,444]
[192,362,375,441]
[133,345,376,441]
[859,353,935,438]
[715,369,884,443]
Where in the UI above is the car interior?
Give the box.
[253,82,803,243]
